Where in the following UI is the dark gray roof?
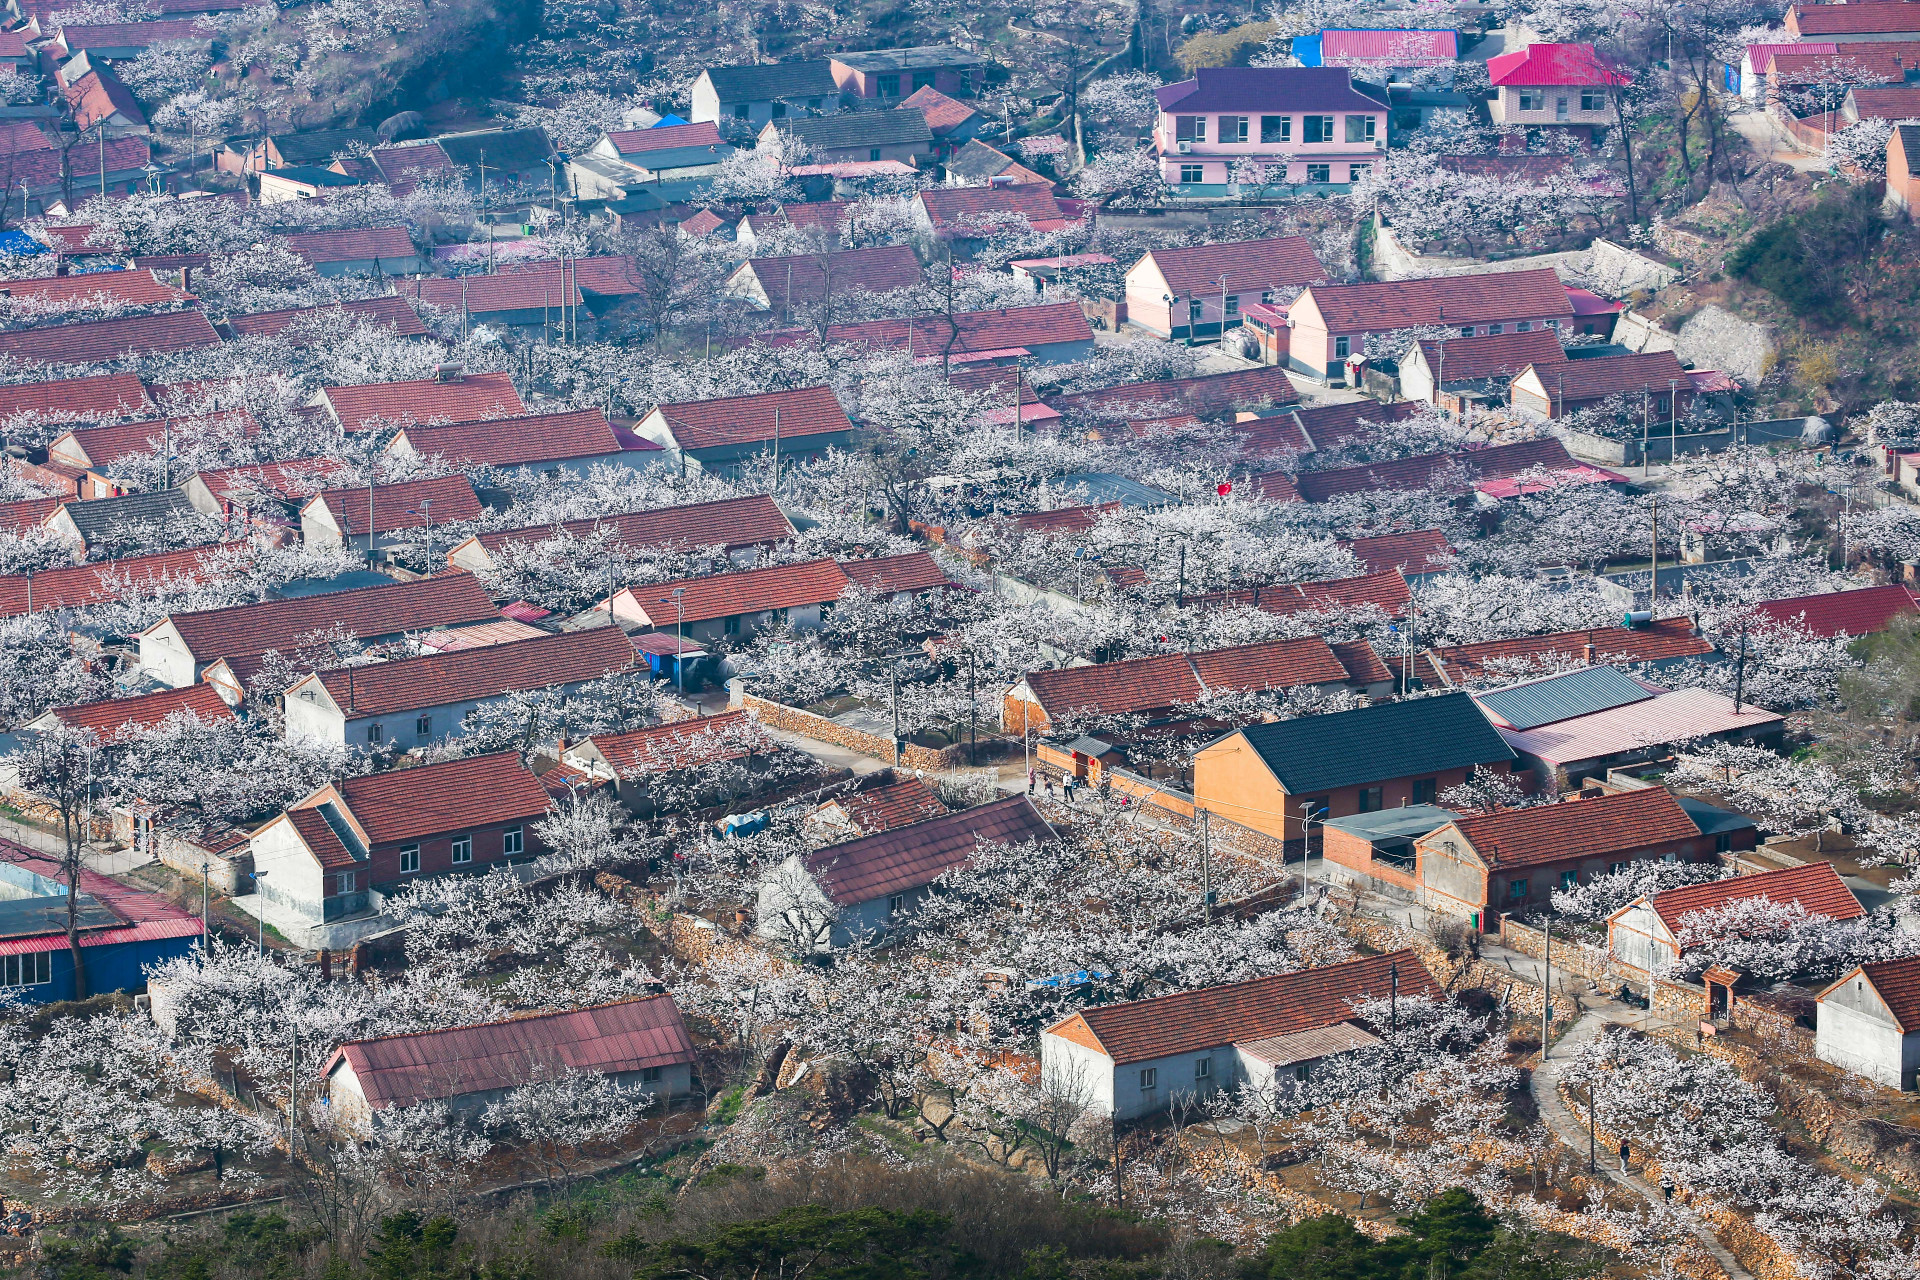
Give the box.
[271,128,378,165]
[943,138,1019,180]
[1474,666,1655,731]
[1322,804,1458,841]
[1675,796,1757,837]
[832,45,982,72]
[265,166,364,186]
[705,60,839,104]
[1055,472,1176,509]
[435,127,552,173]
[784,108,933,150]
[1235,692,1515,795]
[1899,123,1920,156]
[58,489,199,544]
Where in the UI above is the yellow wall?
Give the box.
[1192,734,1294,840]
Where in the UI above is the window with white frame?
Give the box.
[415,714,431,739]
[1139,1067,1158,1090]
[1518,320,1532,331]
[1519,90,1540,111]
[1194,1057,1212,1080]
[1261,114,1290,143]
[503,827,524,856]
[339,870,356,894]
[1,953,50,987]
[887,894,905,916]
[1348,163,1369,183]
[1581,90,1605,111]
[1334,335,1350,359]
[451,835,472,865]
[1221,115,1249,142]
[1305,163,1330,183]
[399,845,420,874]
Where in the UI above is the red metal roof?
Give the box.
[395,408,657,468]
[0,372,147,422]
[224,296,428,340]
[1750,585,1918,638]
[0,541,238,617]
[278,226,417,265]
[327,750,551,845]
[805,795,1053,904]
[465,495,794,561]
[1445,787,1699,870]
[1320,28,1458,62]
[326,995,695,1108]
[322,371,525,431]
[1650,862,1864,933]
[48,683,234,738]
[0,310,220,365]
[1055,949,1437,1064]
[1487,42,1630,87]
[1749,41,1836,74]
[0,839,201,957]
[307,474,482,536]
[152,573,500,664]
[311,627,632,718]
[652,385,853,452]
[1138,236,1326,299]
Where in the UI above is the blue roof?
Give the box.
[0,230,43,256]
[1055,472,1176,509]
[654,114,689,127]
[1293,32,1324,65]
[1474,666,1656,731]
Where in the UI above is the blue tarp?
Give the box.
[0,230,44,256]
[1292,32,1324,66]
[654,114,689,128]
[1026,969,1111,989]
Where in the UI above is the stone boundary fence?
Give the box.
[731,686,976,772]
[1501,918,1708,1021]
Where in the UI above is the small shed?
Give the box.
[1817,955,1920,1091]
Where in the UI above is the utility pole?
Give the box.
[1390,961,1399,1034]
[1641,384,1651,478]
[1588,1081,1598,1172]
[1199,809,1212,922]
[771,406,781,492]
[1541,914,1552,1058]
[199,859,209,947]
[1649,494,1659,607]
[967,651,977,766]
[1732,620,1748,714]
[891,671,901,767]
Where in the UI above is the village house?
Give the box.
[759,795,1053,950]
[0,541,235,619]
[1004,636,1391,736]
[1192,691,1517,844]
[64,65,147,134]
[791,301,1096,364]
[1187,569,1414,621]
[218,127,379,174]
[0,371,148,423]
[606,552,951,641]
[1486,42,1627,135]
[913,184,1069,249]
[829,45,984,99]
[899,85,982,153]
[405,271,585,330]
[580,122,734,199]
[0,310,221,365]
[249,752,552,927]
[1152,66,1389,195]
[764,109,933,166]
[1292,437,1589,503]
[385,408,662,477]
[1816,955,1920,1091]
[0,851,202,1004]
[23,684,235,743]
[1608,862,1865,986]
[1124,236,1327,343]
[1785,1,1920,43]
[1040,950,1438,1120]
[56,16,217,59]
[1285,269,1575,384]
[1738,41,1836,101]
[137,573,500,690]
[221,297,428,343]
[1049,365,1299,426]
[3,134,154,218]
[322,994,698,1126]
[178,459,346,528]
[721,244,925,312]
[1292,28,1461,80]
[1343,529,1453,578]
[1413,786,1754,929]
[940,138,1051,186]
[1750,584,1918,638]
[1405,618,1717,688]
[315,369,525,432]
[42,408,253,499]
[1475,668,1784,788]
[42,489,202,555]
[257,167,368,203]
[632,385,857,474]
[298,474,481,557]
[445,495,795,576]
[1509,348,1693,419]
[281,628,635,748]
[1398,328,1565,411]
[556,710,796,817]
[734,201,851,253]
[276,227,425,277]
[803,773,946,841]
[690,60,842,126]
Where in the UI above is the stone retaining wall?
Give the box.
[733,689,973,772]
[1502,919,1708,1020]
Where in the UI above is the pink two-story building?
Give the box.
[1154,67,1388,194]
[1285,268,1576,384]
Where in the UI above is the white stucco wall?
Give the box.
[138,622,201,688]
[1039,1031,1116,1117]
[248,814,333,923]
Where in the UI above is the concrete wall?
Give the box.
[1040,1031,1117,1117]
[249,814,357,924]
[138,622,200,688]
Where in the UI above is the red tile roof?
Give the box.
[604,121,726,156]
[1750,585,1918,638]
[329,750,551,845]
[0,309,220,365]
[1487,42,1630,87]
[370,143,454,195]
[899,84,977,134]
[58,16,215,44]
[66,67,144,131]
[0,372,148,422]
[464,495,794,561]
[1021,636,1353,718]
[286,807,356,871]
[394,408,657,468]
[2,137,148,195]
[324,995,695,1109]
[651,385,853,452]
[917,183,1064,231]
[48,683,234,738]
[745,201,851,237]
[579,710,762,776]
[830,776,947,833]
[624,558,850,625]
[680,209,728,237]
[1329,638,1391,686]
[1138,236,1326,299]
[1767,42,1920,82]
[805,795,1053,904]
[1422,619,1714,685]
[1445,788,1699,870]
[279,226,417,266]
[838,551,953,595]
[223,296,428,340]
[1055,949,1438,1064]
[1050,366,1300,422]
[306,474,482,536]
[732,244,924,303]
[495,256,648,297]
[1842,955,1920,1032]
[310,627,633,717]
[1285,399,1423,452]
[54,409,255,468]
[1416,328,1566,382]
[0,496,61,535]
[1343,529,1451,575]
[1192,569,1412,619]
[1650,862,1864,933]
[1536,349,1687,401]
[406,271,583,314]
[189,459,348,506]
[1243,471,1301,502]
[1789,1,1920,37]
[0,541,236,617]
[1297,268,1575,334]
[322,371,525,431]
[0,270,189,308]
[817,301,1093,355]
[1296,438,1578,502]
[150,573,500,664]
[1011,503,1116,535]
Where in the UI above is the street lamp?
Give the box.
[1297,799,1322,881]
[658,587,688,694]
[248,870,269,955]
[406,500,432,568]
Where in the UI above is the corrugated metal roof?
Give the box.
[1236,1020,1382,1067]
[1318,29,1459,63]
[1495,687,1782,766]
[1474,665,1657,731]
[1322,804,1457,841]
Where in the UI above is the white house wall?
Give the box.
[1039,1032,1117,1117]
[138,622,201,688]
[248,816,333,923]
[1815,999,1910,1089]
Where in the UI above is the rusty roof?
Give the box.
[1441,787,1700,870]
[311,627,632,717]
[1054,950,1438,1064]
[804,794,1053,904]
[1650,862,1865,933]
[326,995,694,1109]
